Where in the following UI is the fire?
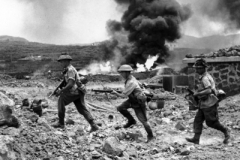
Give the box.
[99,61,112,73]
[136,55,159,72]
[78,61,114,75]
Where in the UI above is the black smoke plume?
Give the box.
[110,0,191,68]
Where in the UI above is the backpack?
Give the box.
[76,74,88,94]
[216,89,226,102]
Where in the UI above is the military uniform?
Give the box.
[194,72,227,135]
[186,59,230,144]
[116,65,154,142]
[57,64,95,125]
[53,54,98,131]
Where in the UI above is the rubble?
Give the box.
[102,137,127,156]
[0,135,17,160]
[175,121,186,131]
[0,79,238,160]
[186,45,240,58]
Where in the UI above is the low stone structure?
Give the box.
[183,57,240,96]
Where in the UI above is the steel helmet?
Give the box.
[57,53,72,62]
[118,64,133,72]
[193,58,208,68]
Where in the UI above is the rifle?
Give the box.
[151,96,176,101]
[48,80,66,98]
[91,89,122,93]
[142,82,163,89]
[185,87,199,110]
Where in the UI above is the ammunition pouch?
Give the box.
[129,92,147,108]
[199,95,208,101]
[142,89,154,102]
[76,83,87,94]
[216,89,226,102]
[75,75,87,94]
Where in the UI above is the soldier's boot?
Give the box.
[123,119,136,128]
[146,135,155,143]
[186,133,201,144]
[223,128,230,144]
[89,120,99,132]
[146,131,155,143]
[52,121,65,129]
[118,110,136,128]
[143,122,155,143]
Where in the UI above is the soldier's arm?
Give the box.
[195,87,212,96]
[59,79,74,93]
[113,81,136,98]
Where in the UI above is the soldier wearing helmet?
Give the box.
[52,53,98,132]
[111,64,154,143]
[186,58,230,144]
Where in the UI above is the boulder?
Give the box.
[30,99,43,117]
[22,99,30,107]
[0,135,17,160]
[0,105,20,128]
[103,137,127,156]
[0,92,15,107]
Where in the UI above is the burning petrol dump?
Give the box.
[103,0,191,69]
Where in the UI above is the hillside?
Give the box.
[177,34,240,50]
[0,34,239,75]
[0,35,28,43]
[167,48,213,70]
[0,39,108,75]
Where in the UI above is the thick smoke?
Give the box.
[110,0,191,68]
[102,19,130,67]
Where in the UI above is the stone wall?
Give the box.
[187,62,240,96]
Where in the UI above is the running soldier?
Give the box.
[186,58,230,144]
[111,64,154,143]
[52,53,98,132]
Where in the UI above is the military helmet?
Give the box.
[118,64,133,72]
[193,58,208,68]
[57,53,72,62]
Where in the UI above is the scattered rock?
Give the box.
[175,121,186,131]
[180,149,191,155]
[25,114,38,123]
[0,92,15,107]
[66,118,75,125]
[1,127,21,136]
[163,110,172,117]
[22,98,30,107]
[126,146,138,158]
[162,118,171,124]
[91,150,102,159]
[0,135,17,160]
[125,130,143,141]
[102,137,127,156]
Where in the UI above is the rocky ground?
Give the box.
[0,77,240,160]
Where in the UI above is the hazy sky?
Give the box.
[0,0,238,45]
[0,0,122,44]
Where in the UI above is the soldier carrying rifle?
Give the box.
[110,64,154,143]
[185,58,230,144]
[51,53,98,132]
